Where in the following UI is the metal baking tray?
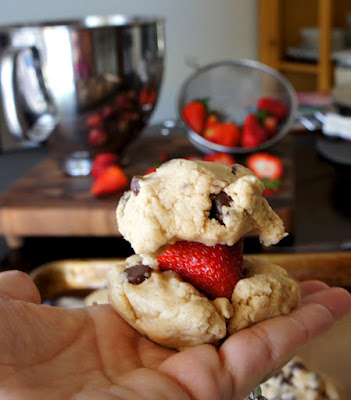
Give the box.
[30,259,122,304]
[30,252,351,304]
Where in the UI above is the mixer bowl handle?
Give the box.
[0,45,57,143]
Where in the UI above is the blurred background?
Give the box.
[0,0,258,126]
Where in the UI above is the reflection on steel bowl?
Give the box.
[178,59,297,155]
[0,15,165,175]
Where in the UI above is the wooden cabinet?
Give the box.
[258,0,351,92]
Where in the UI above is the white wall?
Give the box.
[0,0,258,123]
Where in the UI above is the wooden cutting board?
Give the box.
[0,133,294,247]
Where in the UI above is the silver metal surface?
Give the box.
[178,59,297,154]
[0,15,165,175]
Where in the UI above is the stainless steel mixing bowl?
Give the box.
[178,59,297,155]
[0,15,165,175]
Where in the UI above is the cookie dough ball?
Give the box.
[107,256,232,350]
[117,159,287,262]
[228,256,301,334]
[84,289,109,306]
[261,357,345,400]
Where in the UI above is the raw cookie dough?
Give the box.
[260,357,345,400]
[117,159,287,263]
[84,289,109,306]
[109,158,300,350]
[107,255,300,350]
[228,256,301,334]
[107,256,232,350]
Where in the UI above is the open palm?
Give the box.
[0,270,350,400]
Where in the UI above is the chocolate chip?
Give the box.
[290,361,306,370]
[231,165,237,174]
[209,191,232,224]
[130,175,142,195]
[124,264,152,284]
[280,376,292,385]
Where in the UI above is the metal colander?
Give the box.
[178,59,297,154]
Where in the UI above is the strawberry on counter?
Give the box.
[91,153,121,179]
[91,165,129,197]
[246,153,283,180]
[246,152,283,195]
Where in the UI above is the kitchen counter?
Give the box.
[0,129,351,274]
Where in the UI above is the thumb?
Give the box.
[0,270,41,304]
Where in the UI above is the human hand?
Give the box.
[0,270,350,400]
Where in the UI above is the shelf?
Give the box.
[258,0,350,92]
[279,61,319,74]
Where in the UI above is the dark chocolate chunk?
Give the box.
[280,376,292,385]
[209,191,232,224]
[231,165,237,174]
[124,264,152,284]
[130,175,142,195]
[290,361,306,370]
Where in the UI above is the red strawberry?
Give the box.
[257,97,288,122]
[88,128,108,147]
[262,178,283,196]
[246,153,283,180]
[157,239,244,300]
[263,115,278,137]
[203,112,219,131]
[241,114,268,148]
[139,85,157,106]
[185,155,203,161]
[144,166,157,175]
[91,165,129,197]
[91,153,120,180]
[116,93,134,110]
[159,150,169,163]
[102,106,114,119]
[182,101,207,134]
[143,151,169,175]
[204,122,241,147]
[203,152,236,165]
[86,113,102,128]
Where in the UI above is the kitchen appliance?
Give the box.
[0,15,165,175]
